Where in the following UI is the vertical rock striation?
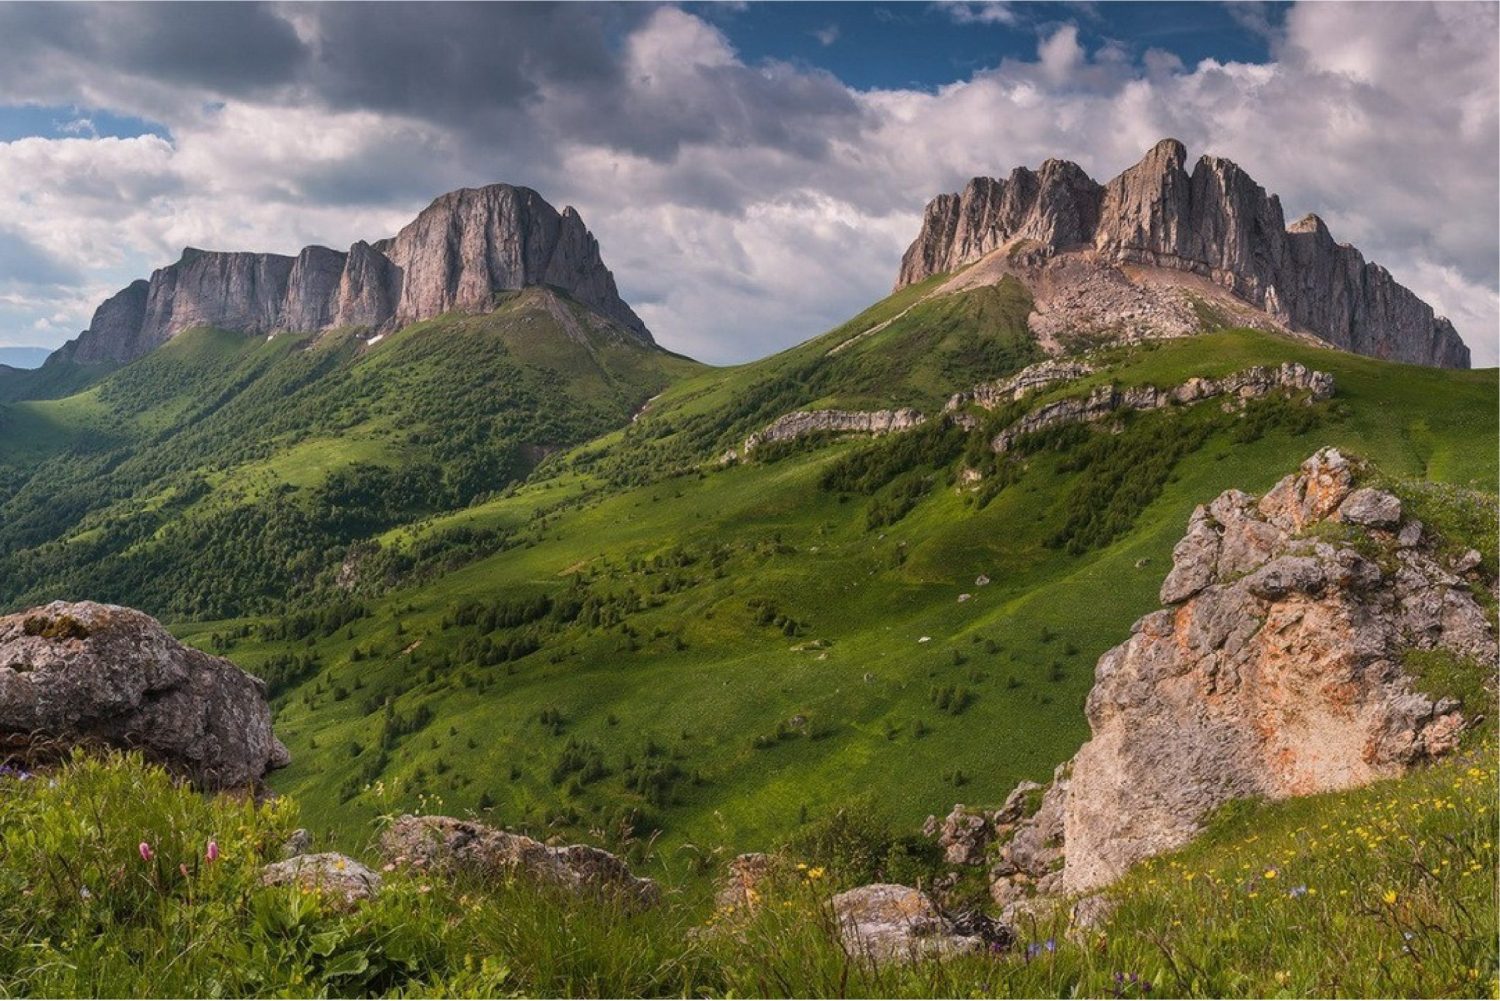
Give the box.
[46,183,651,368]
[897,139,1470,368]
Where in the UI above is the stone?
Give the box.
[895,140,1468,368]
[989,449,1494,901]
[260,853,381,906]
[379,814,659,909]
[932,804,992,866]
[1397,520,1424,549]
[830,884,982,963]
[1454,549,1483,574]
[0,601,289,790]
[1338,488,1403,529]
[281,829,313,858]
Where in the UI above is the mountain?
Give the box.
[898,139,1471,368]
[45,183,650,368]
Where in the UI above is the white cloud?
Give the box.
[0,1,1494,367]
[933,2,1019,27]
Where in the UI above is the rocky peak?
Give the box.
[897,140,1470,368]
[46,183,651,368]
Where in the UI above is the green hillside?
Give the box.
[4,276,1496,867]
[0,289,699,618]
[188,316,1494,855]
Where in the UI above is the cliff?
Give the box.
[898,139,1470,368]
[47,184,651,368]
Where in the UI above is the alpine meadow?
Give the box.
[0,3,1496,999]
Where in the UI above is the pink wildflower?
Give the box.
[205,839,220,863]
[138,842,153,862]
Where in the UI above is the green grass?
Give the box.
[0,747,1490,998]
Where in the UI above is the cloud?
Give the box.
[813,23,840,47]
[0,1,1493,367]
[933,2,1020,26]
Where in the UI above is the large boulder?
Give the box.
[379,814,660,910]
[993,448,1495,902]
[0,601,288,789]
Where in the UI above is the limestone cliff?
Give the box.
[989,448,1494,909]
[47,184,651,368]
[898,140,1470,368]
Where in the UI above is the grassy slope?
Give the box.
[177,320,1495,861]
[0,290,700,617]
[0,739,1491,998]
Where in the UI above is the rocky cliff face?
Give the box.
[47,184,651,368]
[989,448,1494,908]
[898,140,1470,368]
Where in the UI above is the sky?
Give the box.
[0,1,1495,366]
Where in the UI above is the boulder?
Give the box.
[931,804,992,866]
[379,814,660,910]
[261,853,381,906]
[991,449,1495,900]
[1338,487,1403,529]
[0,601,288,789]
[831,884,982,963]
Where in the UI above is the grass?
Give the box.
[0,747,1490,998]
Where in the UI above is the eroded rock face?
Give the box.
[379,814,660,909]
[945,360,1095,413]
[992,447,1495,901]
[743,408,925,452]
[45,183,651,368]
[831,884,983,964]
[0,601,289,790]
[897,140,1469,368]
[990,362,1334,453]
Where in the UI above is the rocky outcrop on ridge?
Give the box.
[47,184,650,368]
[988,448,1494,909]
[743,407,925,453]
[0,601,289,789]
[379,814,660,910]
[898,139,1470,368]
[945,359,1095,414]
[989,362,1333,453]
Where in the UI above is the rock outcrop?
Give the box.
[945,359,1095,414]
[743,408,925,453]
[989,362,1334,453]
[991,448,1494,905]
[0,601,289,789]
[379,814,660,910]
[898,140,1470,368]
[46,184,651,368]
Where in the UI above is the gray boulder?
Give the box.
[0,601,288,789]
[380,814,660,910]
[261,853,381,907]
[831,883,982,964]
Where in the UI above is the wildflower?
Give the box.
[1263,868,1277,880]
[79,886,91,900]
[179,863,190,878]
[806,867,826,881]
[205,840,220,863]
[138,842,154,862]
[1288,884,1308,898]
[1382,889,1398,905]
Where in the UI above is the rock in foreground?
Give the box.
[993,448,1494,904]
[260,852,382,907]
[832,884,983,964]
[0,601,289,789]
[380,814,660,910]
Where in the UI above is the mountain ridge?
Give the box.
[47,183,651,368]
[898,138,1470,369]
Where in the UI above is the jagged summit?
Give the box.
[49,183,651,367]
[898,140,1470,369]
